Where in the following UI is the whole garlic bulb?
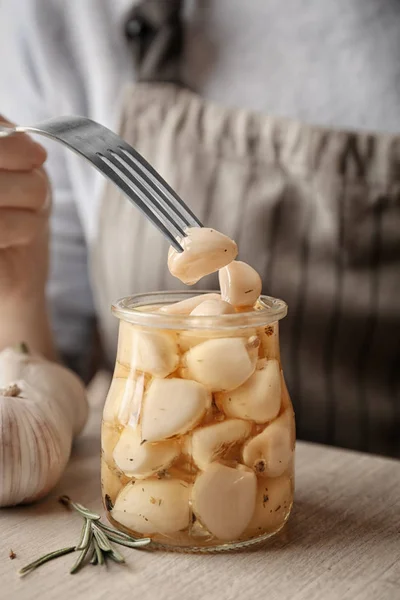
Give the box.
[0,346,88,507]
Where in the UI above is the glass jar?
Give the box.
[101,291,295,551]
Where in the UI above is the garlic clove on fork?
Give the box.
[218,260,262,308]
[168,227,238,285]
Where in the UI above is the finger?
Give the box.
[0,116,47,171]
[0,168,48,211]
[0,208,47,248]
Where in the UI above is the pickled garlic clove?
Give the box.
[177,328,258,354]
[183,336,259,391]
[112,479,191,535]
[177,330,212,354]
[158,293,221,315]
[192,462,257,541]
[117,322,179,378]
[101,422,121,466]
[242,410,294,477]
[102,374,145,426]
[246,475,292,535]
[168,227,238,285]
[258,323,280,361]
[190,419,252,469]
[113,360,133,379]
[281,373,295,421]
[141,378,211,442]
[101,462,127,505]
[281,384,296,455]
[219,260,262,308]
[190,299,235,316]
[113,427,180,478]
[215,359,282,423]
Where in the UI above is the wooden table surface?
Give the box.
[1,372,400,600]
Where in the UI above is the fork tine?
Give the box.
[103,150,186,238]
[117,143,203,228]
[108,150,189,234]
[95,153,184,251]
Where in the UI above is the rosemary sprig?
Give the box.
[92,538,103,566]
[19,547,76,577]
[70,531,94,575]
[19,496,151,577]
[76,518,91,550]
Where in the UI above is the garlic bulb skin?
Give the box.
[0,346,88,507]
[0,347,88,436]
[0,381,72,507]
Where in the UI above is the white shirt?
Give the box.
[1,0,399,357]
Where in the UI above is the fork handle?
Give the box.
[0,124,15,138]
[0,124,27,138]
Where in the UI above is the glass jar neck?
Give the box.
[112,291,287,331]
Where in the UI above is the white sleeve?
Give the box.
[0,0,96,368]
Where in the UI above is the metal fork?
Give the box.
[0,116,203,251]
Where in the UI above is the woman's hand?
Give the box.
[0,116,55,358]
[0,116,49,299]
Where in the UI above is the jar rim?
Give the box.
[112,291,287,330]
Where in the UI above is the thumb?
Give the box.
[0,115,47,171]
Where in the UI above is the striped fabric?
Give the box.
[92,83,400,458]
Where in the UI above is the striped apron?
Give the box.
[91,0,400,458]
